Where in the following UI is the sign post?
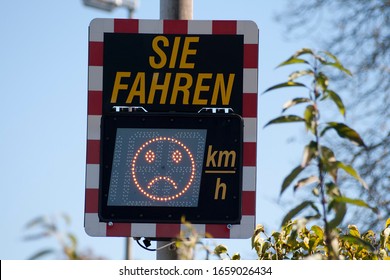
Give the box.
[85,19,258,240]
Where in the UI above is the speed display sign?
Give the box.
[85,19,258,239]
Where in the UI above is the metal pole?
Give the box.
[125,238,132,260]
[160,0,193,20]
[156,0,193,260]
[156,240,178,260]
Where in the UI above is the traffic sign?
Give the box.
[85,19,258,239]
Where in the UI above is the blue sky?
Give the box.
[0,0,313,260]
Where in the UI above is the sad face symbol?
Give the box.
[131,137,196,202]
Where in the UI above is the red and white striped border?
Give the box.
[85,19,258,239]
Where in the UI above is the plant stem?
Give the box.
[312,61,334,259]
[316,135,334,258]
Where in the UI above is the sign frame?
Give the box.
[85,19,258,239]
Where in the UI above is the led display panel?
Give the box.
[108,128,207,207]
[99,113,243,224]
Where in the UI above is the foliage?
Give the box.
[250,219,390,260]
[24,214,103,260]
[24,214,389,260]
[175,217,240,260]
[175,217,212,260]
[24,47,388,261]
[263,48,378,259]
[278,0,390,233]
[24,214,242,260]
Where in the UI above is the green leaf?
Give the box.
[263,81,308,94]
[277,57,310,68]
[28,249,55,260]
[321,122,366,147]
[362,230,376,242]
[313,53,327,64]
[304,214,321,222]
[320,51,340,64]
[294,176,320,192]
[348,225,361,238]
[321,147,338,182]
[326,90,346,117]
[315,72,329,92]
[310,225,324,240]
[333,196,378,213]
[324,161,338,183]
[301,141,318,167]
[340,235,375,252]
[333,197,370,208]
[328,200,347,229]
[68,233,78,249]
[261,242,271,255]
[24,216,46,229]
[308,236,320,252]
[254,224,265,235]
[319,51,353,76]
[214,244,228,256]
[381,228,390,250]
[252,224,265,249]
[287,227,299,248]
[312,185,320,197]
[280,165,305,196]
[336,161,368,189]
[252,234,260,250]
[288,69,314,81]
[321,145,337,163]
[304,105,317,133]
[326,62,352,76]
[295,48,314,55]
[282,98,311,113]
[325,182,341,197]
[281,200,316,227]
[264,115,305,128]
[23,233,50,241]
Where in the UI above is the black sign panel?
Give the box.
[103,33,243,114]
[99,113,243,224]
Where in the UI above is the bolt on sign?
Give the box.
[85,19,258,239]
